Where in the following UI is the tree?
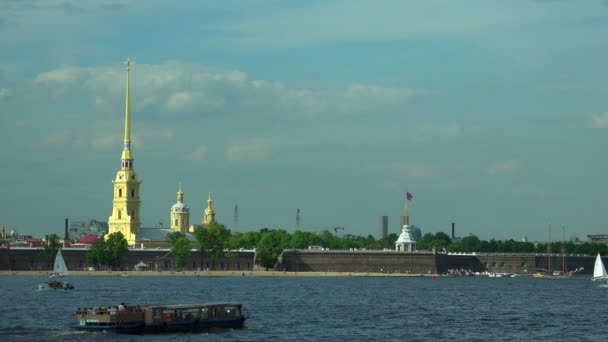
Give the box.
[289,230,314,249]
[167,232,192,270]
[417,232,452,251]
[43,234,61,268]
[86,239,107,268]
[193,222,230,269]
[105,232,129,269]
[233,231,259,249]
[256,230,287,270]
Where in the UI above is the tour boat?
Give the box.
[71,302,246,334]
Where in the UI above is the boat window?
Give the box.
[200,307,209,319]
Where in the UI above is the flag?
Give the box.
[406,192,413,201]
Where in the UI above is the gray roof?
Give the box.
[137,228,196,242]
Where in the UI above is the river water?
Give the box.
[0,275,605,341]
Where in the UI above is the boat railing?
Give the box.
[75,306,145,324]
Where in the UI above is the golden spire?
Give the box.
[177,182,184,203]
[202,192,216,225]
[121,58,133,163]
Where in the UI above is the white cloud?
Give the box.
[46,130,70,145]
[0,88,10,98]
[186,145,208,161]
[486,160,522,176]
[29,61,418,118]
[225,138,276,163]
[34,67,86,85]
[592,112,608,128]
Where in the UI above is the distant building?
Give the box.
[587,234,608,244]
[409,225,422,242]
[379,215,388,240]
[69,219,107,240]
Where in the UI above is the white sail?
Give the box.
[592,253,607,281]
[53,249,69,276]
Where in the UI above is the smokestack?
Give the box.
[64,218,69,247]
[451,222,455,239]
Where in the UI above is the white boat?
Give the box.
[592,253,607,281]
[50,249,69,277]
[38,249,74,291]
[38,280,74,291]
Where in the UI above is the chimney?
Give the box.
[451,222,455,239]
[64,218,69,247]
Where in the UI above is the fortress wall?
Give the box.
[0,248,255,271]
[280,250,444,274]
[0,247,599,275]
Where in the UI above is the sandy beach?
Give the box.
[0,270,438,277]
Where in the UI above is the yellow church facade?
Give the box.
[106,59,141,245]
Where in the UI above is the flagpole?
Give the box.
[404,190,409,226]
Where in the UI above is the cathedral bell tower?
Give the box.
[106,59,141,245]
[171,183,190,233]
[202,192,216,226]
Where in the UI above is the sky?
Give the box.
[1,0,607,242]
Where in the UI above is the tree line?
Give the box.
[78,226,606,271]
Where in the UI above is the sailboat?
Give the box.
[50,249,69,277]
[534,225,572,279]
[592,253,607,282]
[38,249,74,291]
[545,226,572,279]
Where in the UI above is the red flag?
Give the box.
[406,192,413,201]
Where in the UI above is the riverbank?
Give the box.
[0,270,440,277]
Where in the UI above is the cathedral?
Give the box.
[105,61,216,247]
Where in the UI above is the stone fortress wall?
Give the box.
[0,248,599,275]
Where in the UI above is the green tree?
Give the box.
[43,234,61,268]
[105,232,129,269]
[233,231,259,249]
[86,239,108,268]
[193,222,230,269]
[289,230,314,249]
[256,230,287,269]
[167,232,192,270]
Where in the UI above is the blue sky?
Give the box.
[1,0,607,241]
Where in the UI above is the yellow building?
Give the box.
[106,59,141,245]
[170,183,190,233]
[201,193,216,225]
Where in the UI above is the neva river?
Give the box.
[0,275,605,341]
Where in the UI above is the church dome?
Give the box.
[171,202,189,213]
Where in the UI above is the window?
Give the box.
[118,210,121,219]
[174,219,178,226]
[131,189,135,197]
[119,189,123,197]
[131,210,135,220]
